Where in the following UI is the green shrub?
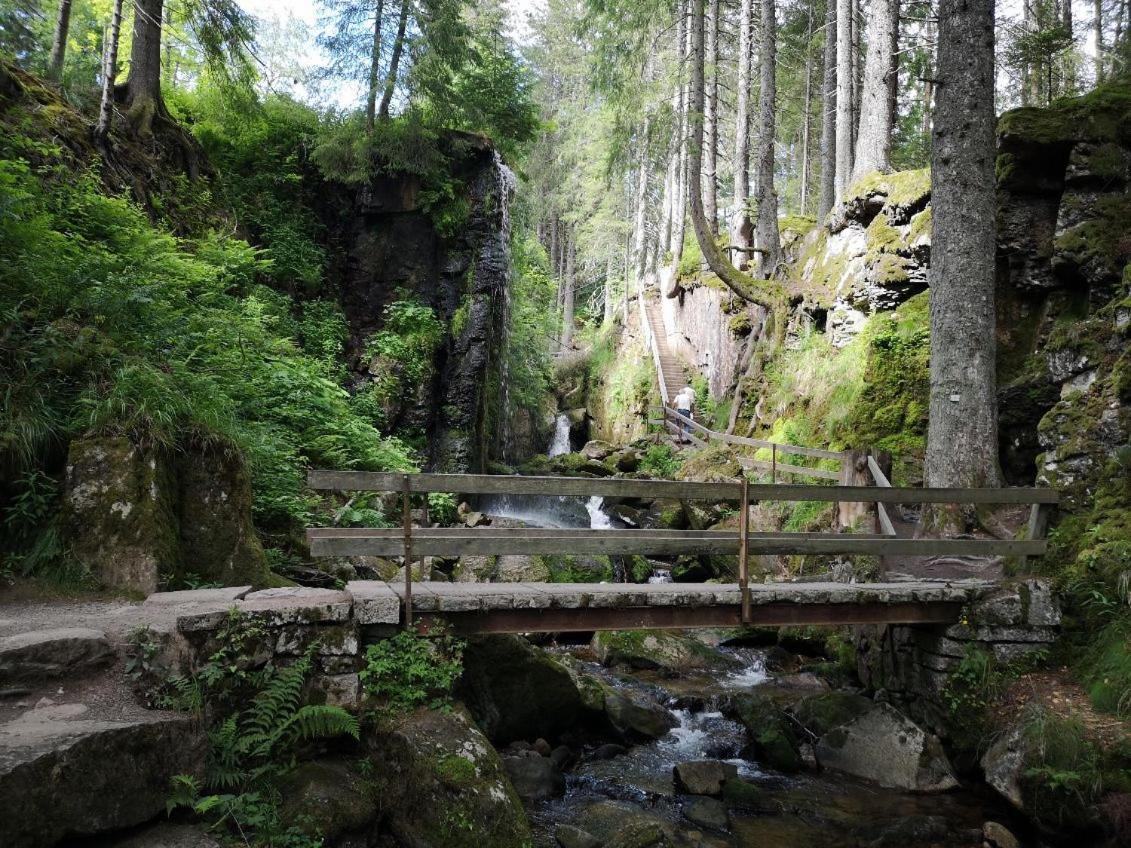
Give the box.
[360,630,465,712]
[1021,706,1104,828]
[640,443,682,478]
[941,647,1003,753]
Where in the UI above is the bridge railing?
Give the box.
[306,471,1057,627]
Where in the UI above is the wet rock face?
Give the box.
[64,436,270,593]
[327,133,515,472]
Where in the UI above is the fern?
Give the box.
[170,643,358,846]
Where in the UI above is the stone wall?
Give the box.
[660,282,757,400]
[855,579,1061,733]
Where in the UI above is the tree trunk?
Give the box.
[922,9,935,138]
[731,0,755,268]
[799,0,816,215]
[924,0,1002,517]
[754,0,782,276]
[47,0,73,83]
[96,0,125,141]
[687,0,777,309]
[1023,0,1040,105]
[631,120,652,291]
[834,0,854,200]
[366,0,386,133]
[669,0,690,274]
[378,0,410,119]
[704,0,720,232]
[561,232,576,348]
[851,0,861,151]
[604,253,615,324]
[1063,0,1076,91]
[123,0,166,134]
[1094,0,1104,82]
[818,0,837,220]
[851,0,898,182]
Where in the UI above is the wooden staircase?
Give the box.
[644,297,687,401]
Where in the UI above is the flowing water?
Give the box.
[529,648,1008,848]
[548,413,572,457]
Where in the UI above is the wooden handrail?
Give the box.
[661,407,848,461]
[307,527,1048,558]
[867,455,898,537]
[307,471,1059,504]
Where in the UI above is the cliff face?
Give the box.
[319,133,516,473]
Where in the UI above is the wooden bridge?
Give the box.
[306,471,1057,633]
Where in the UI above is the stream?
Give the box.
[481,430,1011,847]
[529,646,1006,848]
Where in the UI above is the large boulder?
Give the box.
[501,754,565,801]
[0,705,206,848]
[364,706,531,848]
[101,823,224,847]
[64,436,271,594]
[673,760,738,796]
[0,628,114,681]
[790,692,873,738]
[592,630,737,676]
[278,758,379,842]
[814,703,957,792]
[729,693,803,773]
[64,436,179,595]
[979,721,1031,811]
[457,635,583,745]
[603,690,679,740]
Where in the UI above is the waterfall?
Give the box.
[492,150,519,462]
[548,413,571,457]
[586,495,612,529]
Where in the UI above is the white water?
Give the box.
[721,654,769,688]
[586,495,612,529]
[647,567,673,584]
[548,413,571,457]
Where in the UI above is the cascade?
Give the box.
[547,413,571,457]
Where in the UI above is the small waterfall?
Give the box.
[647,567,673,584]
[491,151,519,462]
[586,495,612,529]
[548,413,571,457]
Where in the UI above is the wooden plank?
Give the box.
[412,600,964,634]
[663,409,846,460]
[307,471,1059,505]
[738,457,841,481]
[867,455,893,488]
[876,503,897,537]
[310,531,1047,558]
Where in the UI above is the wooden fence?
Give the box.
[306,471,1057,627]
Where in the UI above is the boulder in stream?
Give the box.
[592,630,737,676]
[673,759,738,796]
[814,702,958,792]
[458,635,583,745]
[502,754,566,801]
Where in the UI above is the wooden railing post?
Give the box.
[771,443,777,484]
[402,474,413,629]
[1020,502,1050,572]
[738,474,751,624]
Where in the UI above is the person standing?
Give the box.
[674,385,696,443]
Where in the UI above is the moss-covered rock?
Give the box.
[457,635,583,745]
[592,630,737,676]
[63,436,273,594]
[790,692,873,738]
[728,693,803,773]
[278,758,378,841]
[365,706,531,848]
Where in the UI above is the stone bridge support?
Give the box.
[854,579,1061,732]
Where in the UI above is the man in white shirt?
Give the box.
[674,385,695,443]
